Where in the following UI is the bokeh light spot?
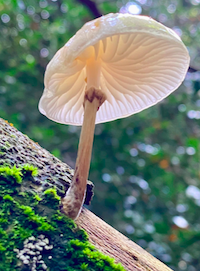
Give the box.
[19,38,27,47]
[173,216,189,228]
[186,185,200,200]
[186,147,196,155]
[130,148,138,157]
[125,224,135,234]
[127,2,142,15]
[102,173,111,182]
[27,6,35,15]
[1,14,10,23]
[40,48,49,58]
[39,0,48,8]
[167,4,176,14]
[137,159,145,167]
[178,104,186,112]
[116,166,125,175]
[26,54,35,64]
[61,4,68,13]
[41,10,50,19]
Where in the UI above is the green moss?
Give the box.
[0,165,125,271]
[44,187,61,201]
[34,194,42,201]
[41,187,61,210]
[21,163,38,177]
[0,165,22,184]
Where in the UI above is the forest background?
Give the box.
[0,0,200,270]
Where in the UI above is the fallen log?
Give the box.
[0,118,172,271]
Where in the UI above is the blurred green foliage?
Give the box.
[0,0,200,270]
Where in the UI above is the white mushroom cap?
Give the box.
[39,13,190,126]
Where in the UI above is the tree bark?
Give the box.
[0,118,172,271]
[77,208,172,271]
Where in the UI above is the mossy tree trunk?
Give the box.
[0,118,172,271]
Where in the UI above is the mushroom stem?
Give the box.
[86,58,101,89]
[62,87,106,219]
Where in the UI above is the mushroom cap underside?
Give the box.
[39,13,190,126]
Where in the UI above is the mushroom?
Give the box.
[39,13,190,219]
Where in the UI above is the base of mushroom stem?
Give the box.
[61,187,86,220]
